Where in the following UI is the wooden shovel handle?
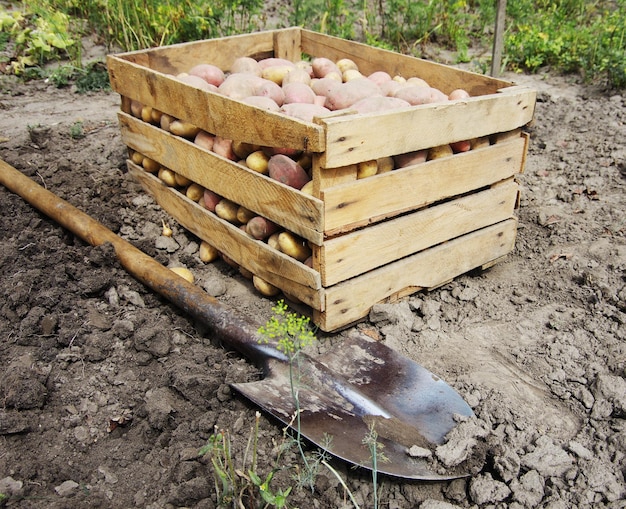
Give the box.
[0,159,280,363]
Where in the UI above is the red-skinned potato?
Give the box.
[394,149,428,168]
[218,73,263,99]
[230,56,262,76]
[194,130,215,151]
[450,139,472,153]
[246,216,280,240]
[262,145,302,158]
[212,136,238,161]
[351,96,411,114]
[241,96,281,111]
[258,57,296,69]
[325,79,382,110]
[282,67,312,86]
[202,189,223,212]
[368,71,392,86]
[448,88,471,101]
[268,154,311,189]
[312,57,340,78]
[188,63,225,87]
[176,73,218,92]
[310,77,342,98]
[392,85,433,105]
[254,79,285,105]
[282,82,316,104]
[280,102,332,122]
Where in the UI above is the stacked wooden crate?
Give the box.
[107,28,535,332]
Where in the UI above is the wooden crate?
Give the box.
[107,28,535,332]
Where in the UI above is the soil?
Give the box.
[1,36,625,509]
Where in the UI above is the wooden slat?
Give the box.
[118,113,324,245]
[299,29,513,95]
[322,135,526,234]
[108,31,276,74]
[317,87,536,168]
[273,27,303,61]
[107,57,325,152]
[316,219,518,331]
[128,163,322,293]
[320,180,519,286]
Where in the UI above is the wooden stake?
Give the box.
[491,0,507,77]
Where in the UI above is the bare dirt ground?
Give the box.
[0,34,625,509]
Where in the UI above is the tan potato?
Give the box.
[169,120,200,139]
[170,267,194,283]
[300,180,314,195]
[236,206,256,224]
[186,182,205,202]
[267,232,281,250]
[376,156,395,174]
[230,56,262,76]
[140,105,154,124]
[160,113,175,132]
[232,140,260,159]
[357,159,378,179]
[470,136,491,150]
[158,167,177,187]
[214,199,240,223]
[253,275,281,297]
[427,144,454,160]
[199,241,219,263]
[261,65,294,85]
[282,67,312,86]
[342,69,364,82]
[130,99,143,118]
[278,231,312,262]
[246,150,270,174]
[174,173,192,187]
[336,58,358,74]
[130,150,144,166]
[141,157,160,174]
[150,108,163,124]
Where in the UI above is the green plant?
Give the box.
[362,423,389,509]
[199,411,292,508]
[258,300,319,488]
[69,120,85,139]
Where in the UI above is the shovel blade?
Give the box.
[232,332,473,480]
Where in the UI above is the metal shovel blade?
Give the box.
[233,332,473,480]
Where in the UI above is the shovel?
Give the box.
[0,159,474,480]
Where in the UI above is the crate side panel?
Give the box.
[318,88,536,168]
[300,29,513,95]
[109,31,277,75]
[107,58,325,152]
[322,135,526,234]
[273,28,303,61]
[317,219,518,331]
[118,113,324,244]
[320,180,519,286]
[128,163,322,292]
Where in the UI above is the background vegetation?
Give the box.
[0,0,624,88]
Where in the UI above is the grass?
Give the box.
[1,0,624,87]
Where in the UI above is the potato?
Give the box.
[295,59,314,76]
[427,144,454,160]
[202,189,223,212]
[377,156,395,174]
[325,79,382,110]
[336,58,358,74]
[169,120,200,139]
[158,167,178,187]
[214,199,240,223]
[267,232,281,250]
[300,180,314,195]
[254,79,285,105]
[160,113,176,132]
[246,216,279,240]
[379,80,405,97]
[429,87,449,103]
[220,253,239,269]
[253,275,281,297]
[239,266,254,279]
[407,76,430,87]
[170,266,194,283]
[150,108,163,124]
[130,99,143,118]
[176,73,218,92]
[212,136,238,161]
[312,57,340,78]
[282,82,316,105]
[450,139,472,153]
[199,241,219,263]
[188,63,225,87]
[232,140,260,159]
[268,154,311,189]
[367,71,392,86]
[141,156,160,174]
[448,88,471,101]
[392,85,433,106]
[230,56,262,76]
[141,105,155,124]
[236,206,256,224]
[351,96,411,114]
[278,231,312,262]
[186,182,205,202]
[130,150,144,166]
[394,149,428,168]
[357,159,378,179]
[296,152,312,170]
[279,103,332,122]
[282,67,312,86]
[310,77,342,98]
[218,73,263,99]
[258,57,296,69]
[246,150,270,174]
[262,65,294,86]
[194,130,215,151]
[342,69,364,82]
[174,172,192,187]
[470,136,491,150]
